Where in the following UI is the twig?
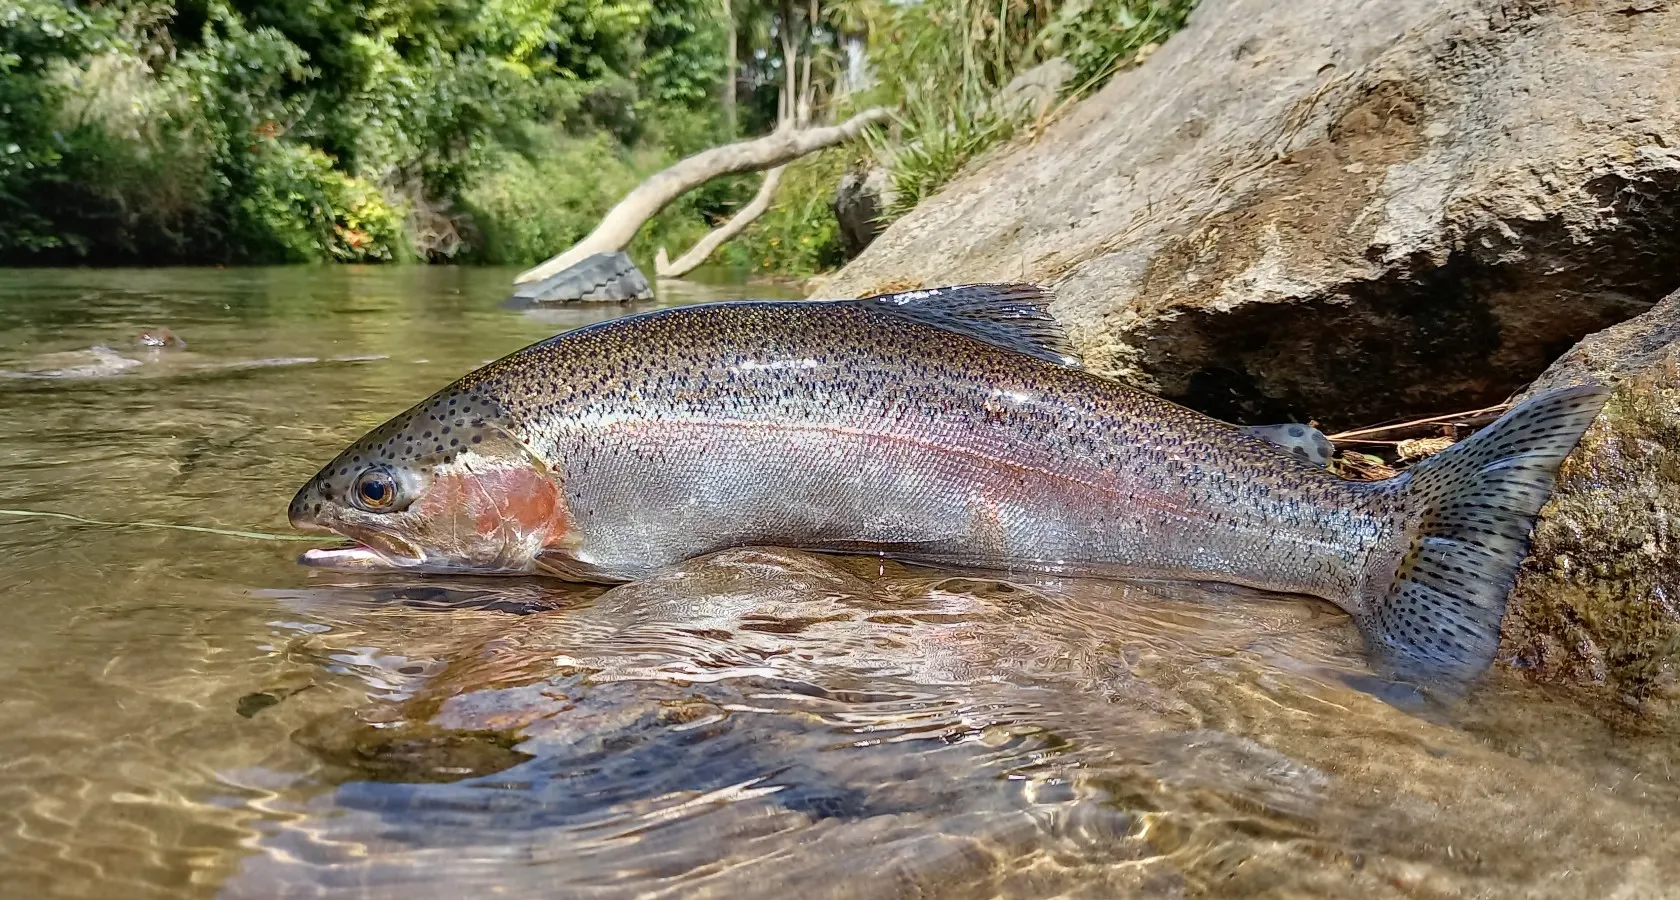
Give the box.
[1326,402,1511,442]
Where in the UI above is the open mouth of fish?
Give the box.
[298,531,426,572]
[299,541,404,571]
[297,533,536,576]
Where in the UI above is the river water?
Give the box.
[1,266,1678,899]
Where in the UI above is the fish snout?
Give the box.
[288,484,335,534]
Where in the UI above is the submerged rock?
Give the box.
[1499,289,1680,710]
[133,326,187,350]
[505,251,653,306]
[819,0,1680,429]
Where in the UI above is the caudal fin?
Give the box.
[1359,383,1611,679]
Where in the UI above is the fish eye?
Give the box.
[351,467,402,512]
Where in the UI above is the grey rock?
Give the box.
[506,251,653,306]
[1517,289,1680,402]
[819,0,1680,430]
[833,165,895,259]
[1498,287,1680,708]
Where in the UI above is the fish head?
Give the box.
[289,388,568,574]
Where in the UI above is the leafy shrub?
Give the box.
[0,0,120,257]
[855,0,1198,227]
[237,142,413,262]
[0,0,1199,272]
[868,94,1022,221]
[458,127,729,267]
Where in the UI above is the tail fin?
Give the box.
[1358,383,1611,679]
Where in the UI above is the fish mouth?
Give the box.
[299,542,405,571]
[298,531,426,572]
[296,533,532,576]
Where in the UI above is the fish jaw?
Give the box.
[299,542,414,572]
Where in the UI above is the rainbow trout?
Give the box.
[290,285,1608,678]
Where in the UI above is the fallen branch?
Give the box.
[656,166,785,278]
[515,108,890,285]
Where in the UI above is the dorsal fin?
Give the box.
[853,283,1081,367]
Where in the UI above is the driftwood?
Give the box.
[656,166,785,278]
[515,108,889,285]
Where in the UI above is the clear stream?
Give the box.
[2,267,1678,900]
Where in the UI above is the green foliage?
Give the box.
[1,0,1198,272]
[1041,0,1196,86]
[841,0,1196,227]
[458,126,727,267]
[237,142,413,262]
[459,132,641,265]
[867,92,1022,221]
[0,0,733,265]
[0,0,120,255]
[636,0,727,107]
[724,149,852,278]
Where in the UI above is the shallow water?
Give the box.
[2,266,1679,900]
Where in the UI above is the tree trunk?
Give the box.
[722,0,737,136]
[779,0,798,125]
[798,0,818,126]
[513,107,890,285]
[655,166,786,278]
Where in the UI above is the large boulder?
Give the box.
[819,0,1680,429]
[1498,288,1680,710]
